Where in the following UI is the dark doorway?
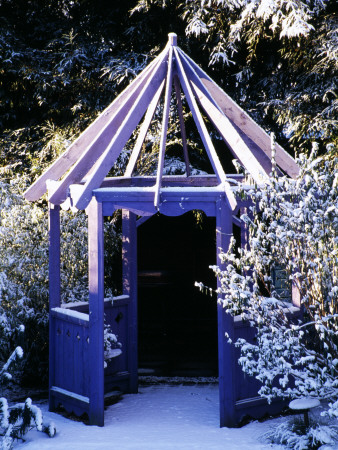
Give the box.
[137,212,218,376]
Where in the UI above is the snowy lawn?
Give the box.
[18,381,296,449]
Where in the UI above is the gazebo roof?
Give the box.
[24,33,298,212]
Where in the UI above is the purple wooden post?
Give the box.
[122,209,138,393]
[216,198,236,427]
[48,203,61,412]
[48,204,61,309]
[88,198,104,426]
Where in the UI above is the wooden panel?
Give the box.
[179,49,299,178]
[233,318,261,403]
[49,309,90,417]
[64,296,135,395]
[103,299,131,393]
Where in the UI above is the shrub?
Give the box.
[198,149,338,416]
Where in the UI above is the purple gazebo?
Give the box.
[24,33,299,427]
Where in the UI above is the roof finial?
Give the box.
[168,33,177,46]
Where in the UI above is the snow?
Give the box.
[289,398,321,411]
[52,307,89,322]
[19,383,289,449]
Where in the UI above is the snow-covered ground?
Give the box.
[18,381,293,450]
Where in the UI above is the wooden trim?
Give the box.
[50,386,89,406]
[95,174,227,187]
[51,307,89,327]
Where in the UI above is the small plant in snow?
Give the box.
[263,418,338,450]
[0,345,55,449]
[103,318,122,368]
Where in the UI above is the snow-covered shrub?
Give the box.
[0,346,55,449]
[0,178,120,383]
[264,418,338,450]
[200,149,338,417]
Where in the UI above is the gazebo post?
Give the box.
[122,209,138,393]
[48,203,61,412]
[216,198,236,427]
[87,198,105,426]
[48,203,61,309]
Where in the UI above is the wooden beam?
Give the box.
[173,74,190,176]
[154,46,174,209]
[48,203,61,309]
[87,199,104,426]
[122,210,138,393]
[192,82,271,183]
[48,203,60,413]
[24,51,167,202]
[97,174,223,188]
[216,198,236,427]
[178,50,271,183]
[125,79,165,177]
[174,48,237,211]
[73,52,169,210]
[180,49,299,178]
[49,51,169,206]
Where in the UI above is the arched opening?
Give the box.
[137,212,218,377]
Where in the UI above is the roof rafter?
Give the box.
[154,46,174,209]
[180,50,299,178]
[173,74,190,176]
[125,79,165,177]
[174,47,237,211]
[178,50,271,184]
[24,33,299,214]
[24,48,168,202]
[72,48,170,210]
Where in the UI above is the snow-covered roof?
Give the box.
[24,33,299,212]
